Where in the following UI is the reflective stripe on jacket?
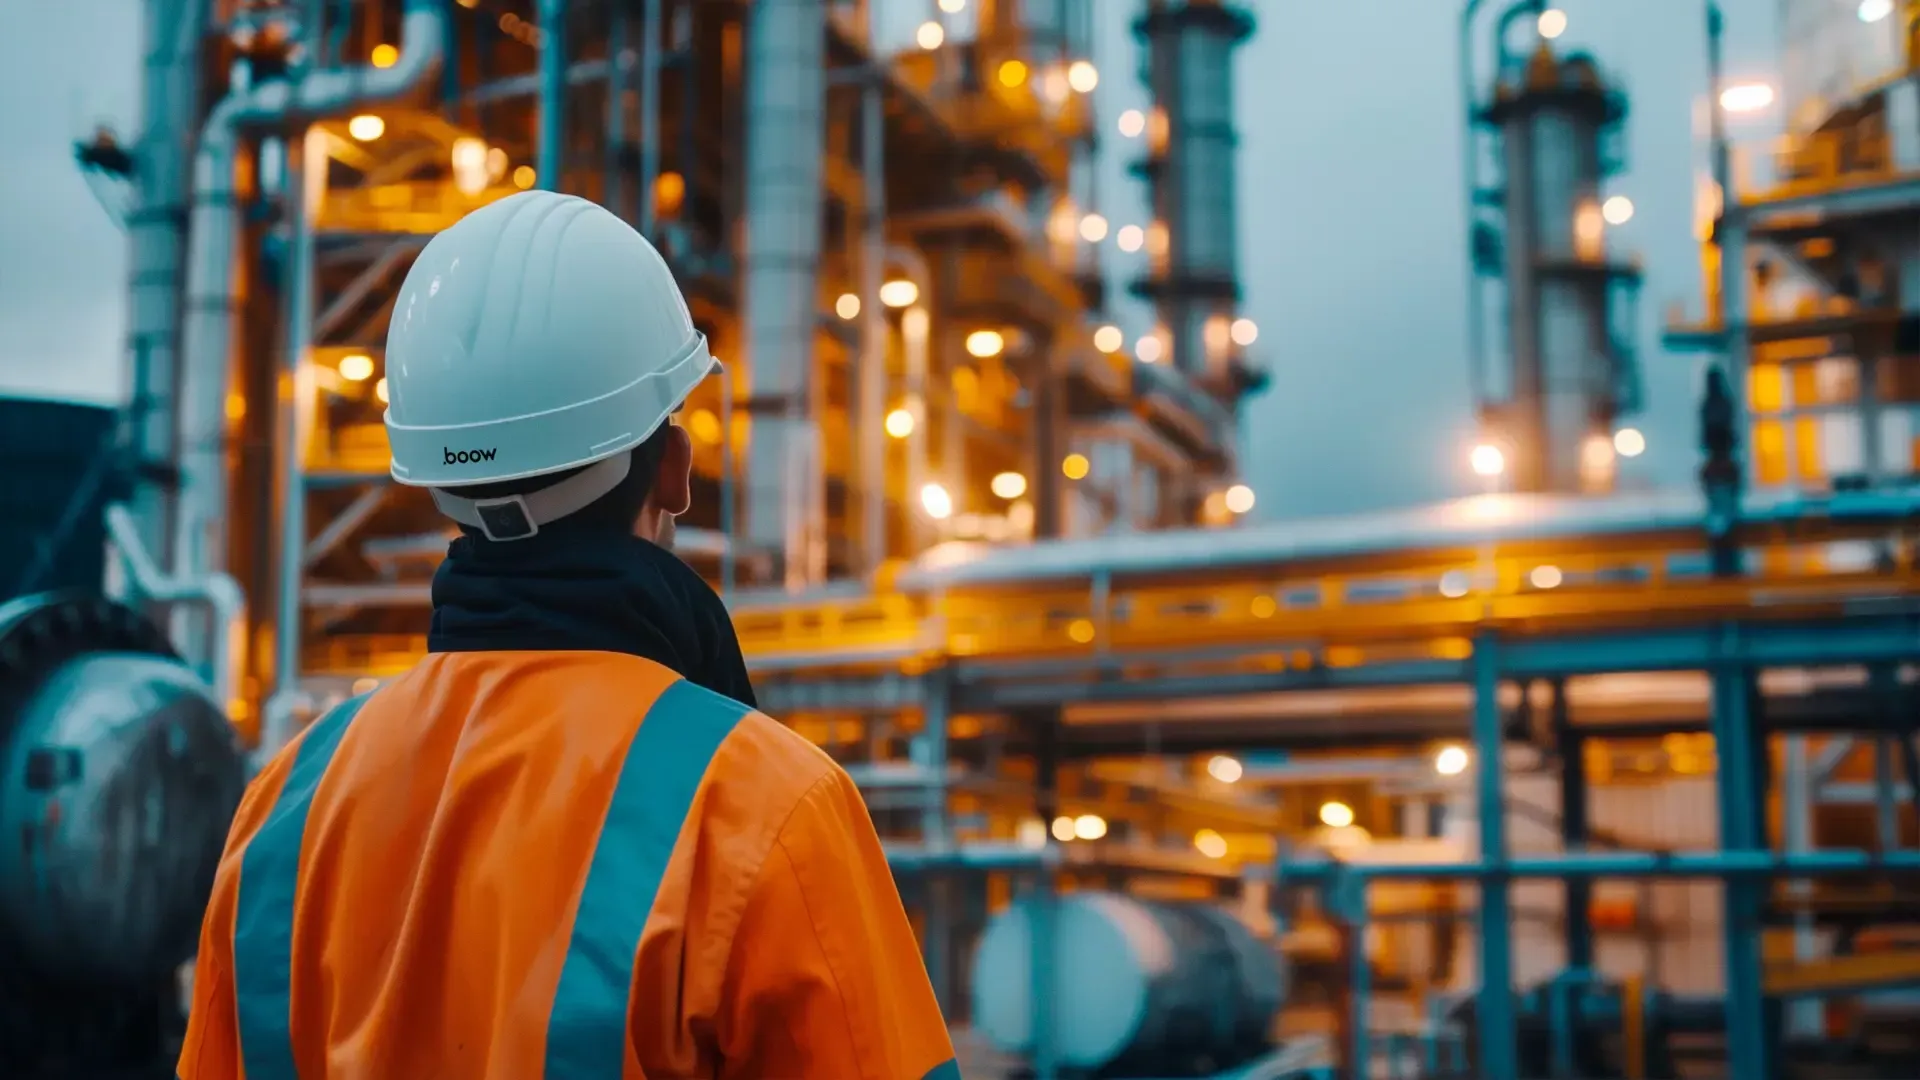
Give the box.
[177,651,958,1079]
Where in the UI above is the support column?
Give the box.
[1712,626,1773,1080]
[1472,633,1517,1080]
[1026,707,1060,1080]
[537,0,567,191]
[916,671,952,1015]
[1554,678,1592,974]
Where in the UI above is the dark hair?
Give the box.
[442,425,674,536]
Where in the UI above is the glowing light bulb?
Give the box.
[338,354,375,382]
[347,114,385,141]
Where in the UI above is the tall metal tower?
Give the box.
[1129,0,1259,400]
[1465,11,1642,494]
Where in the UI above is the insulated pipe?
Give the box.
[105,504,244,722]
[742,0,827,587]
[124,0,208,578]
[175,0,444,675]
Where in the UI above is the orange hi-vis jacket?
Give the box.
[177,651,958,1079]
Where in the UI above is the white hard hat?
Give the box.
[382,190,716,540]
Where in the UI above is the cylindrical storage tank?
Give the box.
[0,397,121,604]
[970,892,1285,1077]
[0,593,248,988]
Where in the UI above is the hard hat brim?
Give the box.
[386,332,719,488]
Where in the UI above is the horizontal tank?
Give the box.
[0,592,246,1074]
[971,891,1285,1077]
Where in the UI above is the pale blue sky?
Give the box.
[0,0,1781,518]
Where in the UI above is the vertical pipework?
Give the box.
[859,75,887,575]
[538,0,567,191]
[1131,2,1252,384]
[176,0,444,675]
[742,0,827,586]
[125,0,207,582]
[639,0,663,235]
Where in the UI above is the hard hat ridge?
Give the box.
[381,190,717,539]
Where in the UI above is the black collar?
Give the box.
[428,528,758,709]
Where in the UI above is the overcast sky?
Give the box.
[0,0,1781,519]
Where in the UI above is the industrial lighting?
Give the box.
[1066,60,1099,93]
[1719,82,1775,113]
[1134,336,1163,364]
[1092,325,1123,353]
[1079,213,1109,243]
[885,407,916,438]
[1117,109,1145,138]
[1602,195,1634,225]
[347,114,385,141]
[997,59,1028,88]
[1318,801,1355,829]
[1470,443,1506,477]
[1230,317,1258,347]
[965,329,1005,358]
[374,377,389,405]
[370,43,399,69]
[919,482,954,519]
[1859,0,1894,22]
[1067,618,1095,644]
[990,471,1028,499]
[1051,816,1075,842]
[879,279,919,308]
[1207,755,1243,783]
[916,20,945,49]
[939,0,967,12]
[1435,745,1470,776]
[1061,452,1090,480]
[1041,68,1069,103]
[1194,829,1229,859]
[1537,8,1568,39]
[1614,427,1646,458]
[338,354,375,382]
[1017,817,1048,848]
[1072,814,1107,841]
[512,165,536,189]
[1530,565,1564,590]
[451,138,491,196]
[1438,570,1470,598]
[1224,484,1255,515]
[1116,224,1144,252]
[835,293,861,320]
[687,408,722,444]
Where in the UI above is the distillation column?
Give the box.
[1131,0,1254,389]
[1476,46,1641,493]
[742,0,827,587]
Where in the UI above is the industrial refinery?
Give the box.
[6,0,1920,1077]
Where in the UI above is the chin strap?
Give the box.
[429,454,632,541]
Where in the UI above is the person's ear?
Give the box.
[654,423,694,517]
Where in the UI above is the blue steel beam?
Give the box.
[1501,613,1920,677]
[1277,848,1920,883]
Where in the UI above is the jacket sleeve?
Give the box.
[714,766,958,1080]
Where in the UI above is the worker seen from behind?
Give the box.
[178,191,958,1079]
